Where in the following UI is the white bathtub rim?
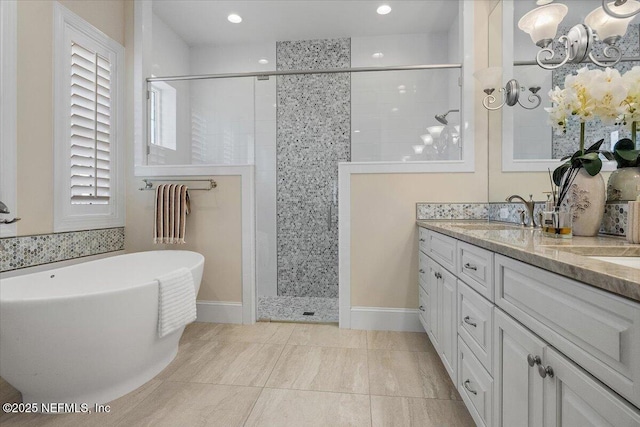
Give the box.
[0,250,204,303]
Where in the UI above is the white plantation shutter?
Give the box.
[54,4,124,232]
[69,42,111,205]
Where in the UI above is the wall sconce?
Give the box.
[473,67,541,111]
[518,3,636,70]
[602,0,640,19]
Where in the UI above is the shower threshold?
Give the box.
[257,296,338,323]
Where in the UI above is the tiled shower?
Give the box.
[146,11,462,322]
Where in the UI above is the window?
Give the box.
[148,80,177,151]
[54,4,124,231]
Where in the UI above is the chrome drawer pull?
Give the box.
[527,354,541,367]
[463,263,478,271]
[538,364,554,378]
[434,272,442,279]
[419,238,425,242]
[463,316,477,327]
[419,269,425,274]
[419,305,426,312]
[463,380,477,395]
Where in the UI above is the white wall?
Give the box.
[149,12,191,165]
[351,33,461,161]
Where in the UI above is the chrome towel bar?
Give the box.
[139,179,217,191]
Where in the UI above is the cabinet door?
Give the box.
[427,257,440,349]
[543,347,640,427]
[494,309,545,427]
[440,267,458,384]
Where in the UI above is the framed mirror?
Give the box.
[499,0,638,172]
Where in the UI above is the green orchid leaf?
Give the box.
[614,138,635,152]
[617,149,640,161]
[553,162,570,186]
[580,156,603,176]
[585,139,605,153]
[613,138,640,168]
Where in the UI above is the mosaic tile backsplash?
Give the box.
[0,227,125,272]
[276,38,351,298]
[417,202,627,237]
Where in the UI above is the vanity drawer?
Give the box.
[418,227,428,254]
[495,254,640,407]
[418,250,428,292]
[418,285,429,331]
[457,241,494,302]
[426,230,457,273]
[458,337,493,427]
[458,280,493,374]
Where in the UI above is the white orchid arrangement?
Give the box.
[546,66,640,149]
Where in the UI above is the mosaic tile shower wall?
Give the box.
[276,38,351,298]
[551,24,639,159]
[0,227,125,272]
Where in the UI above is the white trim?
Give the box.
[53,3,125,232]
[136,165,257,325]
[339,1,474,328]
[196,301,243,324]
[350,307,423,332]
[0,0,17,237]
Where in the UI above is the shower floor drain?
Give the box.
[303,312,315,316]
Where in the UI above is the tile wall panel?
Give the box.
[276,38,351,297]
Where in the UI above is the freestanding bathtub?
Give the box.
[0,250,204,406]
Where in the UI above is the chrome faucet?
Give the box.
[0,201,8,214]
[506,194,537,228]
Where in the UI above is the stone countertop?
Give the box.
[416,220,640,303]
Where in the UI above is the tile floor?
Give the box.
[0,322,474,427]
[257,296,338,323]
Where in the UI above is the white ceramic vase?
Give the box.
[607,167,640,201]
[561,169,606,237]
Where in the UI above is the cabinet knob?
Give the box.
[463,380,478,395]
[419,269,425,274]
[527,354,541,367]
[538,364,554,378]
[463,263,478,271]
[419,238,425,242]
[434,272,442,279]
[419,305,426,312]
[463,316,477,327]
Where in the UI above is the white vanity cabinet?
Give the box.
[417,226,640,427]
[420,231,459,386]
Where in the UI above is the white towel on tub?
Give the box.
[156,267,197,338]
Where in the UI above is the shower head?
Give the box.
[435,109,460,125]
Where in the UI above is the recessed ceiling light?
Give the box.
[372,52,384,59]
[228,14,242,23]
[258,58,269,65]
[391,107,399,112]
[397,85,406,90]
[377,5,392,15]
[399,89,406,94]
[354,130,361,133]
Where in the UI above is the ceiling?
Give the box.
[152,1,459,47]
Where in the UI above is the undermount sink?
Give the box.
[455,223,522,231]
[589,256,640,270]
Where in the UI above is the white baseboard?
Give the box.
[196,301,243,324]
[350,307,423,332]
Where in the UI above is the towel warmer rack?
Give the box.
[139,178,217,191]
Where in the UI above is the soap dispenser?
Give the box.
[627,195,640,244]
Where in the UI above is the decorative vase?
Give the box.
[561,169,606,237]
[607,167,640,202]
